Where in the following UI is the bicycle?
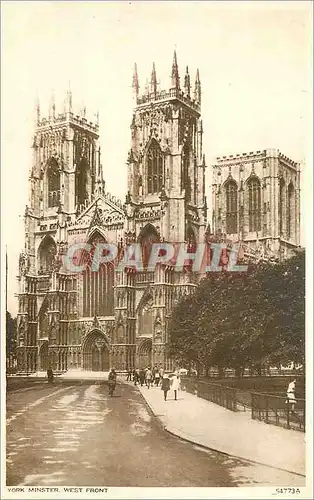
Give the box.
[108,381,116,397]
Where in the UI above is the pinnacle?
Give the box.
[151,62,157,81]
[173,49,178,65]
[171,50,180,89]
[132,63,139,93]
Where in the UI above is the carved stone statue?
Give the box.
[19,252,30,276]
[93,315,100,328]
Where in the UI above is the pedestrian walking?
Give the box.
[286,379,297,411]
[47,366,54,384]
[108,368,117,397]
[159,366,164,380]
[139,368,145,386]
[152,366,158,383]
[145,368,152,389]
[161,374,170,401]
[126,369,132,381]
[171,373,180,400]
[154,370,160,387]
[133,369,139,385]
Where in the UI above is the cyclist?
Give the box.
[108,368,117,397]
[47,366,54,384]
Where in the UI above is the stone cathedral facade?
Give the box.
[16,53,208,374]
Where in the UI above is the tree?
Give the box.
[167,250,305,373]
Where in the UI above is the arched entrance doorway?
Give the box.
[82,330,109,371]
[138,338,152,369]
[39,342,48,371]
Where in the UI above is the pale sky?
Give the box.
[1,1,312,316]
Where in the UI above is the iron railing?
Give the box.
[182,377,305,431]
[182,377,237,411]
[251,391,305,432]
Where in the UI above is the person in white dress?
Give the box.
[286,379,297,411]
[171,373,181,401]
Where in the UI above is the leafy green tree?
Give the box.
[167,250,305,373]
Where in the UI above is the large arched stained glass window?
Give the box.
[146,140,164,194]
[81,233,114,317]
[47,158,60,208]
[75,159,89,206]
[225,180,238,234]
[248,177,261,232]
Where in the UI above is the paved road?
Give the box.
[6,380,304,487]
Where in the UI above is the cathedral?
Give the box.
[16,52,207,374]
[16,52,300,374]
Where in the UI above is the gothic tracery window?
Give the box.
[287,182,295,240]
[248,177,261,232]
[279,178,285,236]
[225,180,238,234]
[82,233,114,317]
[75,159,89,206]
[138,224,160,269]
[138,297,154,336]
[181,143,191,202]
[38,236,57,274]
[146,140,163,194]
[47,158,60,208]
[38,299,49,339]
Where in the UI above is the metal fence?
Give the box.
[182,377,305,432]
[182,377,237,411]
[251,391,305,432]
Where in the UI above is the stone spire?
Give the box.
[66,82,72,113]
[150,62,157,96]
[194,69,201,104]
[132,63,139,99]
[49,90,56,119]
[171,50,180,89]
[184,66,191,98]
[144,78,150,95]
[35,94,40,125]
[95,147,105,196]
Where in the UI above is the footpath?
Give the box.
[137,383,306,477]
